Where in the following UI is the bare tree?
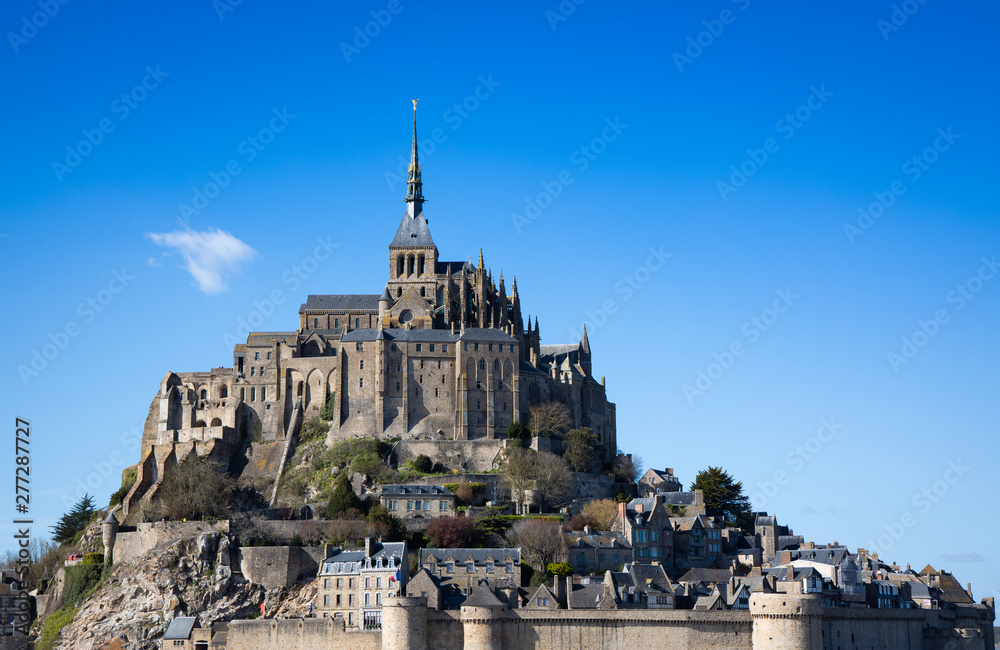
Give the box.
[613,453,644,484]
[529,401,573,437]
[505,518,565,571]
[581,499,619,531]
[533,452,571,510]
[500,447,537,514]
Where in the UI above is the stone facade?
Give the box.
[127,114,617,514]
[315,539,408,628]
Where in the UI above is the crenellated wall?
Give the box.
[224,594,995,650]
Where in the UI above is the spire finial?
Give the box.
[405,100,424,208]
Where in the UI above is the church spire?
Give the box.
[405,99,424,211]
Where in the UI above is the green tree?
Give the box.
[547,562,573,578]
[690,466,751,525]
[326,472,361,518]
[563,427,599,472]
[411,454,433,473]
[366,504,407,542]
[51,494,96,544]
[506,421,530,447]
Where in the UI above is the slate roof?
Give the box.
[457,329,517,342]
[463,583,506,608]
[780,547,850,566]
[679,568,733,585]
[319,541,406,575]
[246,332,297,346]
[436,260,476,274]
[164,616,199,640]
[568,583,606,609]
[777,535,804,550]
[390,211,436,248]
[382,485,454,497]
[565,531,629,549]
[755,515,775,526]
[300,294,381,313]
[659,492,696,506]
[339,327,515,343]
[625,562,676,594]
[421,548,520,565]
[934,572,974,604]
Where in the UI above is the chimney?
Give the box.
[554,574,567,607]
[906,563,910,572]
[324,543,332,559]
[967,583,973,599]
[666,468,674,476]
[364,537,375,556]
[635,503,644,514]
[618,501,626,521]
[583,525,592,535]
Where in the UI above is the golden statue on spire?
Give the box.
[411,98,419,111]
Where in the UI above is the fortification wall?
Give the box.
[393,440,505,473]
[236,546,325,589]
[228,617,380,650]
[112,520,229,565]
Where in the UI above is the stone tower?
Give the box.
[102,511,119,562]
[750,593,823,649]
[381,596,428,650]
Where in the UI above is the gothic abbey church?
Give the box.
[127,112,616,511]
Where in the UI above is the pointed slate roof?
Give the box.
[463,582,506,608]
[390,209,436,248]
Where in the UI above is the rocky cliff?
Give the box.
[50,531,313,649]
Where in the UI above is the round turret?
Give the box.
[750,593,823,650]
[102,511,120,563]
[381,596,427,650]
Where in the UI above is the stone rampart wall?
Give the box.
[112,520,230,565]
[228,617,380,650]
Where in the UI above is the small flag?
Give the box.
[260,602,265,616]
[389,568,401,583]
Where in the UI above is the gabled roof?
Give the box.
[693,593,725,610]
[568,583,606,609]
[564,531,629,549]
[658,491,696,506]
[164,617,200,640]
[300,294,381,312]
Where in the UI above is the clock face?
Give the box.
[399,310,413,323]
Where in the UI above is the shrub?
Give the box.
[80,553,104,565]
[425,517,476,548]
[547,562,573,577]
[158,454,235,520]
[36,605,78,650]
[299,416,329,443]
[319,390,337,420]
[64,564,103,607]
[411,454,433,473]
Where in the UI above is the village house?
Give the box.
[315,538,408,628]
[380,484,456,519]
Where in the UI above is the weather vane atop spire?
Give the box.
[411,98,419,111]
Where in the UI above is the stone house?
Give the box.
[563,526,632,575]
[637,468,682,497]
[611,498,674,567]
[417,548,521,609]
[315,538,408,628]
[671,515,723,570]
[380,484,456,519]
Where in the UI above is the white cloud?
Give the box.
[147,228,257,294]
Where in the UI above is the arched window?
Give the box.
[493,359,500,372]
[261,387,266,401]
[420,287,426,297]
[210,417,222,427]
[479,359,485,370]
[250,387,255,402]
[219,385,228,398]
[407,254,415,275]
[200,389,207,399]
[397,288,402,297]
[397,255,405,277]
[314,318,319,328]
[418,254,425,275]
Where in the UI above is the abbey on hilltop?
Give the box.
[125,107,616,513]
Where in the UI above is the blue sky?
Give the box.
[1,0,998,597]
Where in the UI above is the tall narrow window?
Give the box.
[250,387,255,401]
